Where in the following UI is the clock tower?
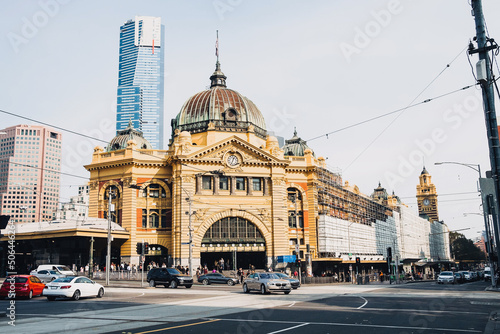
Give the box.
[416,166,439,221]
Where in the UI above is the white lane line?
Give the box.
[267,323,309,334]
[287,301,296,307]
[357,296,368,309]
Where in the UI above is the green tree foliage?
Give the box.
[450,231,485,261]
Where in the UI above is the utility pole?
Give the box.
[188,196,193,278]
[470,0,500,273]
[89,236,94,279]
[105,189,114,286]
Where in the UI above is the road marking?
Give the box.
[356,296,368,309]
[267,323,309,333]
[208,318,481,332]
[135,319,220,333]
[287,301,296,307]
[470,301,500,306]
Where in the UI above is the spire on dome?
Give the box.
[210,30,227,88]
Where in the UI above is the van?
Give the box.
[484,267,491,281]
[31,265,75,276]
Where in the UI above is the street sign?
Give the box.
[295,244,300,253]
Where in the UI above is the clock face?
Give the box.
[423,198,430,206]
[227,154,239,166]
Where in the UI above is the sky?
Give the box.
[1,0,499,239]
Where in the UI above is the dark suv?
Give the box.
[147,268,193,288]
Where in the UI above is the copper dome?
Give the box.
[107,121,152,152]
[171,62,267,139]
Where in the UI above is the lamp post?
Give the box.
[105,188,115,286]
[434,162,496,284]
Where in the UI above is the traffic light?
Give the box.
[296,258,301,266]
[136,243,142,255]
[144,242,149,254]
[355,257,360,264]
[387,247,392,264]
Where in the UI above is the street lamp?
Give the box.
[434,161,496,284]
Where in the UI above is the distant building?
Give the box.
[0,125,62,223]
[417,167,439,222]
[54,185,89,220]
[116,16,165,149]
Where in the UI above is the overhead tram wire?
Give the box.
[306,83,477,142]
[341,45,469,172]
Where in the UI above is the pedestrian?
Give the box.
[237,268,244,283]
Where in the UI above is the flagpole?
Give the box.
[216,30,219,62]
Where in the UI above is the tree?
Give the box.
[450,232,485,262]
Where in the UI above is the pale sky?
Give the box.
[1,0,499,239]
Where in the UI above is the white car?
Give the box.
[437,271,455,284]
[34,270,66,283]
[44,276,104,301]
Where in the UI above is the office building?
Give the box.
[116,16,165,149]
[0,125,62,223]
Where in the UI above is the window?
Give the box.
[142,209,147,228]
[252,178,262,191]
[149,209,159,228]
[202,176,212,190]
[219,176,229,190]
[236,177,245,190]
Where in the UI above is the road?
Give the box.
[1,280,498,333]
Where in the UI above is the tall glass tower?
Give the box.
[117,16,165,149]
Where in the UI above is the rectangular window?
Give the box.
[219,176,229,190]
[236,177,245,191]
[252,178,262,191]
[202,176,212,190]
[149,209,159,228]
[142,209,147,228]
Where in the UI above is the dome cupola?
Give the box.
[281,128,315,157]
[107,120,152,152]
[171,62,267,140]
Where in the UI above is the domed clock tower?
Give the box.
[416,167,439,222]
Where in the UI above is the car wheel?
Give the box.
[72,290,81,301]
[227,280,235,286]
[149,280,156,287]
[47,296,56,301]
[243,283,249,293]
[28,290,33,299]
[170,280,178,288]
[97,288,104,298]
[185,285,192,288]
[203,279,209,285]
[284,291,291,295]
[260,284,267,295]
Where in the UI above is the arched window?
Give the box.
[287,187,303,228]
[141,184,167,198]
[202,217,264,244]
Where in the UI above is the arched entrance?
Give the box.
[200,217,266,271]
[144,244,168,268]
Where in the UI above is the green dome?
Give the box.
[281,129,315,157]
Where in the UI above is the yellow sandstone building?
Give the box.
[84,61,450,276]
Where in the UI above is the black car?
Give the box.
[147,268,193,288]
[198,272,239,286]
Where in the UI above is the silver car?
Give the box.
[437,271,455,284]
[34,269,66,283]
[242,272,291,294]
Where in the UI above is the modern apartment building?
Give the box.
[0,124,62,223]
[116,16,165,149]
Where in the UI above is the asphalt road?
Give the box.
[1,280,498,334]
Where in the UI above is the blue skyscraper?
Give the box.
[117,16,165,149]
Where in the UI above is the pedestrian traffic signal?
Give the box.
[296,258,301,266]
[144,242,149,254]
[136,242,142,254]
[355,257,360,264]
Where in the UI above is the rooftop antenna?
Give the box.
[215,30,219,62]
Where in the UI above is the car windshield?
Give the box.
[56,266,72,271]
[52,277,75,283]
[440,272,453,276]
[167,268,181,275]
[485,270,491,274]
[4,277,28,283]
[259,273,278,279]
[276,273,289,278]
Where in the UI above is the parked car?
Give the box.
[437,271,456,284]
[460,271,472,281]
[147,268,193,288]
[31,264,75,276]
[44,276,104,301]
[34,269,66,283]
[242,272,291,294]
[454,272,464,284]
[0,275,45,299]
[273,272,300,289]
[198,272,239,286]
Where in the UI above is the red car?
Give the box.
[0,275,45,299]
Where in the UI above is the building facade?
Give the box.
[54,185,89,221]
[85,62,451,276]
[0,125,62,223]
[417,167,439,221]
[117,16,165,149]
